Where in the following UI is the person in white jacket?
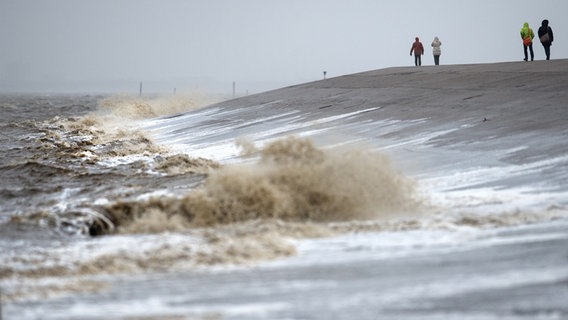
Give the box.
[431,37,442,65]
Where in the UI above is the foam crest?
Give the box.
[41,92,221,162]
[100,136,420,233]
[153,154,220,175]
[97,92,221,119]
[33,94,224,170]
[68,96,197,144]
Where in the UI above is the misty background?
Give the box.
[1,0,567,96]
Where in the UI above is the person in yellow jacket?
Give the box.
[520,22,535,61]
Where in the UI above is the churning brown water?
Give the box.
[0,94,424,304]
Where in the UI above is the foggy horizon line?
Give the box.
[3,58,568,95]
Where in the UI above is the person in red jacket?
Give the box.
[410,37,424,66]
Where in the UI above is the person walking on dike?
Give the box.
[520,22,534,61]
[538,19,554,60]
[410,37,424,66]
[431,36,442,65]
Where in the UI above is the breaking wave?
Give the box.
[29,93,222,166]
[1,93,222,232]
[97,136,421,234]
[97,92,222,119]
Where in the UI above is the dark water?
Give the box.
[0,95,98,225]
[0,94,215,236]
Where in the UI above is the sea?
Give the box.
[1,84,567,320]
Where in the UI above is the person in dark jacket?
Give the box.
[410,37,424,66]
[538,19,554,60]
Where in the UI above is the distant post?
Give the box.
[139,82,143,96]
[323,71,327,80]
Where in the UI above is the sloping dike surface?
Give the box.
[149,59,568,194]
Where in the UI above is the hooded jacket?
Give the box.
[538,19,554,44]
[520,22,534,42]
[410,38,424,56]
[431,37,442,56]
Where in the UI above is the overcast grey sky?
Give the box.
[1,0,567,94]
